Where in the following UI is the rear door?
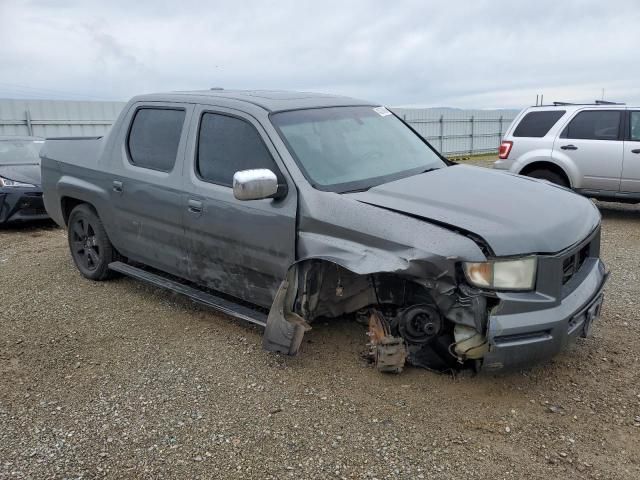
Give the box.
[109,102,194,277]
[554,109,624,191]
[182,105,297,308]
[621,110,640,192]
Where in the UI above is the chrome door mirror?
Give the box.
[233,169,279,201]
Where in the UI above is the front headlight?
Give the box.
[0,176,36,188]
[463,257,537,291]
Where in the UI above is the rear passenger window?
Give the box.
[127,108,186,171]
[513,110,566,137]
[562,110,621,140]
[196,112,281,186]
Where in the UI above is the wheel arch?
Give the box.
[262,247,474,357]
[57,175,110,225]
[519,161,572,188]
[262,256,419,356]
[60,196,96,225]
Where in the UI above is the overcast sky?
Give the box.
[1,0,638,108]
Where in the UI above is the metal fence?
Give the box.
[0,99,521,156]
[393,107,521,156]
[0,99,126,138]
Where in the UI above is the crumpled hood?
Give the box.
[347,164,600,256]
[0,164,41,186]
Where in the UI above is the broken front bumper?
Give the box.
[481,258,608,372]
[0,188,48,224]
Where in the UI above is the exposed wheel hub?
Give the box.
[397,305,442,344]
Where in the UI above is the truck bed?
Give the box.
[40,136,109,227]
[40,136,105,169]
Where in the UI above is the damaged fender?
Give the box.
[262,193,493,363]
[263,243,491,364]
[262,265,311,355]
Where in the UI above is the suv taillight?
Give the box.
[498,140,513,159]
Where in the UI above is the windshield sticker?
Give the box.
[373,106,392,117]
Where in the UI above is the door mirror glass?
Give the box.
[233,169,281,201]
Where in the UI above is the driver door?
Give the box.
[182,105,297,308]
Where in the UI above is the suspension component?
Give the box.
[367,310,407,374]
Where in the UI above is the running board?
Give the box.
[108,261,267,327]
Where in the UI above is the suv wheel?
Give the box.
[67,204,117,280]
[525,169,569,188]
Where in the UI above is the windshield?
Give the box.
[271,106,445,192]
[0,140,43,165]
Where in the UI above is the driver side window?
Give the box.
[196,112,282,186]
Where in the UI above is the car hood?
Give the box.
[347,164,600,256]
[0,163,41,186]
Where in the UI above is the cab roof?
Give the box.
[133,89,375,113]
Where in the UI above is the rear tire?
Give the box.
[525,169,569,188]
[67,204,116,280]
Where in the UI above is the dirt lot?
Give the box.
[1,199,639,479]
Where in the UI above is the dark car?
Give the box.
[40,90,608,373]
[0,136,49,225]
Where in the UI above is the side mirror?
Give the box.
[233,169,283,201]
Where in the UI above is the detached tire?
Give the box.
[67,204,116,280]
[526,169,569,188]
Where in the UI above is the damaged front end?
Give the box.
[263,259,493,373]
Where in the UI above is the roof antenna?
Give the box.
[540,94,544,106]
[535,94,539,106]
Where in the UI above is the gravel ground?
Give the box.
[1,200,639,479]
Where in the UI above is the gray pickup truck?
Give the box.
[41,90,608,373]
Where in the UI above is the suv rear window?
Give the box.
[127,108,186,172]
[513,111,566,137]
[562,110,621,140]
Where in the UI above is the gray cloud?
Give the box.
[0,0,638,107]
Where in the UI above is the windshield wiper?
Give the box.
[340,168,442,194]
[418,167,441,174]
[340,186,372,194]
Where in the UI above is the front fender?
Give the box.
[297,231,412,275]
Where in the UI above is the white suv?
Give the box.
[493,102,640,202]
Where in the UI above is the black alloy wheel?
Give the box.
[67,204,117,280]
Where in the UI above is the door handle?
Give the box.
[188,199,203,214]
[112,180,123,193]
[631,149,640,154]
[560,145,578,150]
